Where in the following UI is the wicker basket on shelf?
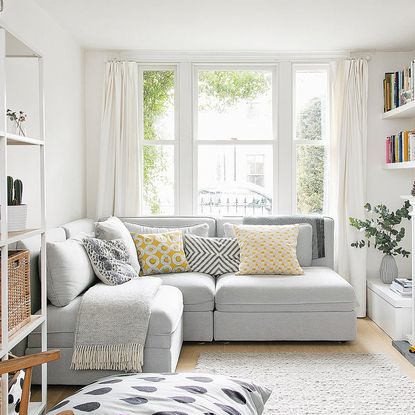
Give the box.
[0,250,31,341]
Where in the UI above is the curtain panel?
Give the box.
[97,61,141,218]
[330,58,368,317]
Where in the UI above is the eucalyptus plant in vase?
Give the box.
[349,201,411,284]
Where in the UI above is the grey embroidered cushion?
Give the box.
[184,234,240,277]
[125,222,209,237]
[83,238,138,285]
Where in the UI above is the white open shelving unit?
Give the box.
[0,28,47,414]
[382,90,415,348]
[383,100,415,170]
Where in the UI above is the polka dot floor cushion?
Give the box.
[48,372,271,415]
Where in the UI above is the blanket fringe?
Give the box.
[71,343,144,372]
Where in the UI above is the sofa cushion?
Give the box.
[234,224,304,275]
[132,231,190,275]
[157,272,216,312]
[95,216,141,273]
[223,222,313,267]
[125,222,209,237]
[47,234,97,307]
[83,238,138,284]
[120,216,216,237]
[215,267,356,312]
[184,234,240,277]
[28,285,183,349]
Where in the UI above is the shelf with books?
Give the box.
[385,130,415,165]
[383,61,415,114]
[383,99,415,119]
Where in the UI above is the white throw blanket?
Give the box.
[71,277,161,372]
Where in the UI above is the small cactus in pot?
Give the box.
[7,176,23,205]
[13,179,23,205]
[7,175,13,205]
[4,176,27,231]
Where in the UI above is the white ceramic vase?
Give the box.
[379,254,398,284]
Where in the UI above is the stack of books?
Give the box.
[384,61,415,112]
[390,278,412,297]
[385,130,415,163]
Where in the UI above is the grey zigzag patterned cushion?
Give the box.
[184,234,240,276]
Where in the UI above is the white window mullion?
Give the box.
[272,65,279,215]
[137,66,145,215]
[178,62,193,215]
[277,61,293,214]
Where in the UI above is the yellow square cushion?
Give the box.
[234,224,304,275]
[132,230,190,276]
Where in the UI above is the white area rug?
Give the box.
[196,352,415,415]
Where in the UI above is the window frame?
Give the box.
[136,59,332,217]
[192,64,278,216]
[138,64,180,215]
[291,63,330,215]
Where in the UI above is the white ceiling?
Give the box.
[35,0,415,52]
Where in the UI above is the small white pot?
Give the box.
[7,205,28,232]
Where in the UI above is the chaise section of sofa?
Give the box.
[214,267,356,341]
[27,285,183,385]
[214,217,356,341]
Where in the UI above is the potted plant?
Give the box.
[349,201,411,283]
[6,176,27,232]
[6,109,27,136]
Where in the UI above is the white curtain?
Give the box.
[329,58,368,317]
[96,61,141,218]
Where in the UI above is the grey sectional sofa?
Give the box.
[22,216,356,385]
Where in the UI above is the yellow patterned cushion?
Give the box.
[132,231,190,276]
[234,224,304,275]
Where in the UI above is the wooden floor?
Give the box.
[37,318,415,410]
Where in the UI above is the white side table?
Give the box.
[367,278,412,340]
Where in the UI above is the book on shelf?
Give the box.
[383,60,415,112]
[390,278,412,297]
[385,130,415,163]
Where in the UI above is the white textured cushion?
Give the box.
[47,234,96,307]
[95,216,140,273]
[125,222,209,237]
[224,222,313,267]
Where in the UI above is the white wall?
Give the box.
[365,52,415,279]
[1,0,85,227]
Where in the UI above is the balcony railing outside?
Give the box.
[199,195,272,216]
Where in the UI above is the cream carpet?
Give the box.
[196,352,415,414]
